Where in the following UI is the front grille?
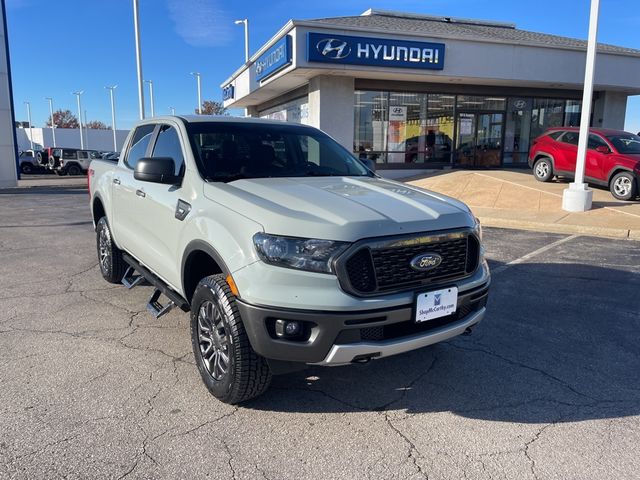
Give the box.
[339,230,480,296]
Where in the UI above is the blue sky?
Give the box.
[5,0,640,132]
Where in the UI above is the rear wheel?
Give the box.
[67,164,82,176]
[533,157,554,182]
[610,171,637,201]
[191,274,272,404]
[20,163,33,174]
[96,217,127,283]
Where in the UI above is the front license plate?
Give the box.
[415,287,458,323]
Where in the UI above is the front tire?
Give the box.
[20,163,33,174]
[191,274,272,404]
[533,157,553,182]
[96,217,127,283]
[610,171,638,201]
[67,164,82,176]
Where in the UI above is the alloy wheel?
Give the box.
[198,300,230,381]
[98,227,111,273]
[535,162,549,178]
[613,176,632,197]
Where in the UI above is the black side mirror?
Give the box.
[134,157,180,184]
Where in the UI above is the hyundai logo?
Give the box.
[316,38,351,59]
[410,253,442,271]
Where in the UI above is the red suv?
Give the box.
[528,127,640,201]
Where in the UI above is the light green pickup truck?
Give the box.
[89,116,490,404]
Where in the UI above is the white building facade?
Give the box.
[221,9,640,176]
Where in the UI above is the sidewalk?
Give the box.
[406,169,640,239]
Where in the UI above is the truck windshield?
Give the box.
[186,121,372,182]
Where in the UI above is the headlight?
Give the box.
[473,216,483,242]
[253,233,349,274]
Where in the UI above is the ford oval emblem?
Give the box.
[410,253,442,271]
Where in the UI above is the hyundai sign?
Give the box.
[255,35,292,81]
[307,32,445,70]
[222,84,234,101]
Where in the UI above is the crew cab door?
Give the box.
[555,131,579,172]
[128,124,187,290]
[111,124,156,257]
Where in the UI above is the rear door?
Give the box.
[554,131,579,172]
[111,124,156,256]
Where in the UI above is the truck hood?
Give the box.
[204,176,474,242]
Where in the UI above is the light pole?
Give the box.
[24,101,34,150]
[191,72,202,114]
[73,91,84,149]
[133,0,145,119]
[45,97,57,147]
[169,106,175,115]
[105,85,118,151]
[234,18,249,62]
[562,0,600,212]
[144,80,155,117]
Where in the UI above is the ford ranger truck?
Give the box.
[88,116,490,404]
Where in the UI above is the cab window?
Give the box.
[560,132,579,146]
[125,124,155,170]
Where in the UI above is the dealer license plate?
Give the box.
[415,287,458,323]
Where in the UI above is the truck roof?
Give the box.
[137,115,297,126]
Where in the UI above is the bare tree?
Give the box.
[85,120,109,130]
[46,109,79,128]
[196,100,228,116]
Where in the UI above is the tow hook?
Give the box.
[463,327,474,336]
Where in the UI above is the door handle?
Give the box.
[136,189,146,198]
[113,178,121,185]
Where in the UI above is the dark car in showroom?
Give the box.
[529,127,640,200]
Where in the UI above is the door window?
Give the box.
[151,125,185,175]
[77,151,89,160]
[560,132,579,146]
[587,134,608,150]
[125,124,155,170]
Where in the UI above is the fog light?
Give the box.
[275,319,301,338]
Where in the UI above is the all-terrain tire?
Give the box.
[191,274,272,404]
[96,217,128,283]
[67,164,82,176]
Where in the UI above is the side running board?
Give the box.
[122,252,190,319]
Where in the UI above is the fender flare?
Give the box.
[607,166,637,184]
[181,240,232,297]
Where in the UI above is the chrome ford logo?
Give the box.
[410,253,442,271]
[316,39,351,59]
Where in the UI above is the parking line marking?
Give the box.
[492,234,580,275]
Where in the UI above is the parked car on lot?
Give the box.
[101,151,120,162]
[89,116,490,404]
[529,127,640,200]
[48,148,102,176]
[18,150,40,174]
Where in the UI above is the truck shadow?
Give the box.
[247,259,640,423]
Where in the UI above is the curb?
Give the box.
[477,216,637,240]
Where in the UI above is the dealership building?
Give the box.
[221,9,640,175]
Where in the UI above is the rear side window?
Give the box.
[151,125,185,175]
[125,124,155,170]
[63,150,76,159]
[78,151,89,160]
[560,132,579,146]
[547,131,564,140]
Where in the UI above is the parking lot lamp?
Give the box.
[144,80,155,117]
[234,18,249,62]
[562,0,600,212]
[105,85,118,151]
[23,101,33,150]
[133,0,145,119]
[72,91,84,149]
[45,97,56,147]
[191,72,202,114]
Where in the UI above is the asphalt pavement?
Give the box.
[0,185,639,479]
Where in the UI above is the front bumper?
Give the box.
[236,279,489,365]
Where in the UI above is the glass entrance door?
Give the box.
[455,112,504,167]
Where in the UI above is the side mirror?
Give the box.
[362,158,376,171]
[134,157,180,184]
[595,145,610,154]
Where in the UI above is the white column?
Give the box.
[308,75,355,151]
[562,0,600,212]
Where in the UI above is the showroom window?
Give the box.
[354,90,389,164]
[259,97,310,125]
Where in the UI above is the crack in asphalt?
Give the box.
[523,423,554,480]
